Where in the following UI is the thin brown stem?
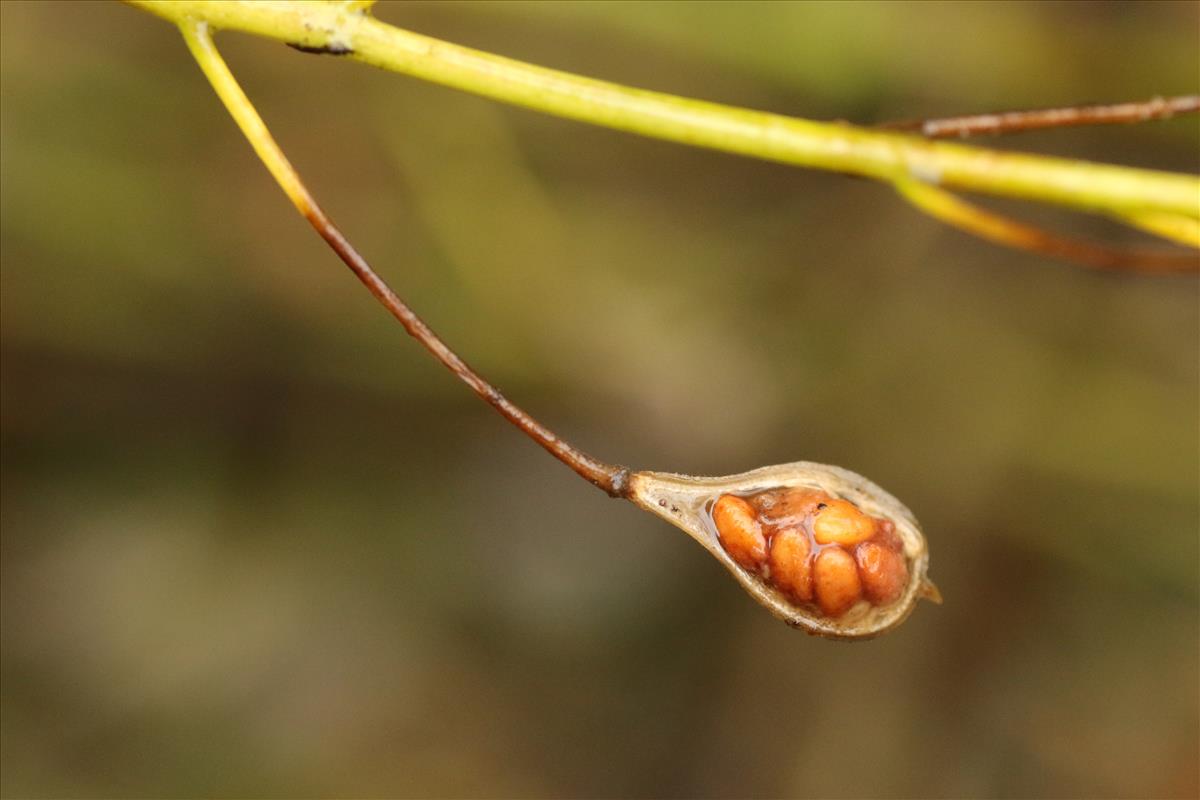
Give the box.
[302,208,631,497]
[181,22,630,497]
[884,95,1200,138]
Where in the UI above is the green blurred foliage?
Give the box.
[1,1,1197,797]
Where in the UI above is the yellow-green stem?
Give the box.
[178,21,314,215]
[125,0,1199,224]
[1117,211,1200,247]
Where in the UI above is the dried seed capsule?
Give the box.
[712,494,767,571]
[632,461,935,638]
[813,546,863,617]
[766,526,813,603]
[811,499,876,546]
[854,540,908,606]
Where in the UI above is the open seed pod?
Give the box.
[628,461,939,639]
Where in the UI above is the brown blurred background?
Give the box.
[2,1,1198,797]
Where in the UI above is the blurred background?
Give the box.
[2,1,1197,797]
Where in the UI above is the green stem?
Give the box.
[125,0,1199,222]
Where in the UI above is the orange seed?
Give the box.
[713,494,767,571]
[871,518,904,552]
[813,546,863,617]
[766,526,813,603]
[812,499,877,546]
[754,487,824,529]
[855,541,908,606]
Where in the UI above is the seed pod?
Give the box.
[627,461,939,639]
[766,526,813,603]
[711,494,767,571]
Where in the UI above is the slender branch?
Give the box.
[894,180,1199,274]
[178,21,629,497]
[885,95,1200,139]
[124,0,1198,223]
[877,96,1200,248]
[882,97,1200,248]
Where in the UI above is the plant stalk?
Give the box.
[126,0,1200,225]
[179,20,630,497]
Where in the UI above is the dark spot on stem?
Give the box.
[288,42,353,56]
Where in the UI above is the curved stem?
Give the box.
[894,179,1199,274]
[179,21,629,497]
[125,0,1198,221]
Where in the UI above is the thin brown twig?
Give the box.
[182,22,631,497]
[894,179,1199,274]
[304,209,631,497]
[884,95,1200,138]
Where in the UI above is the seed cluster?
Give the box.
[711,488,908,618]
